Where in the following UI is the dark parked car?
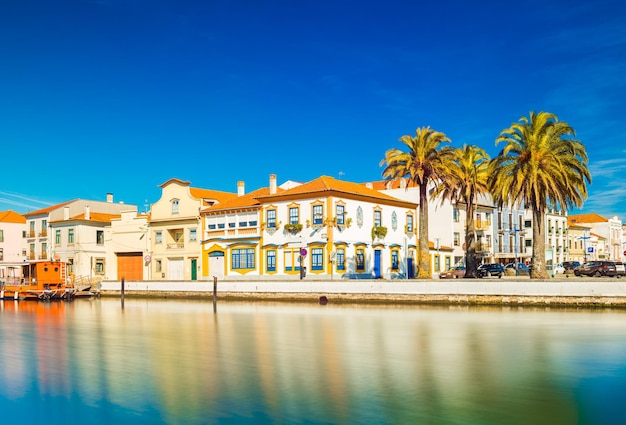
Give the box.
[477,263,505,278]
[574,261,616,277]
[440,266,466,279]
[562,261,581,271]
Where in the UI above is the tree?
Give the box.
[435,144,490,278]
[381,127,455,279]
[489,111,591,279]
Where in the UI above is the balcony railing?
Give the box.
[38,253,48,260]
[166,243,184,249]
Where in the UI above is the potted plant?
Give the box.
[284,223,303,234]
[371,226,388,241]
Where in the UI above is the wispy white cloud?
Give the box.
[0,191,53,212]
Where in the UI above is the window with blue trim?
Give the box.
[356,248,365,271]
[336,205,345,225]
[312,205,323,225]
[336,248,345,271]
[267,250,276,272]
[232,248,255,269]
[311,248,323,271]
[172,199,179,214]
[289,207,299,224]
[267,209,277,228]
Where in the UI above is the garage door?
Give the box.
[117,253,143,280]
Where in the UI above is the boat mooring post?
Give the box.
[212,276,217,311]
[121,277,125,308]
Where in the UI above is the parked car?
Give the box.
[440,266,466,279]
[613,261,625,277]
[504,262,530,275]
[573,261,616,277]
[553,263,565,274]
[562,261,581,271]
[477,263,505,278]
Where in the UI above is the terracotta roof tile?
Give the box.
[25,200,76,217]
[0,210,26,223]
[204,187,278,212]
[51,212,121,223]
[568,213,608,224]
[190,187,237,203]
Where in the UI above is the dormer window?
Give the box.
[172,199,180,214]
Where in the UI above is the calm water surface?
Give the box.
[1,299,626,425]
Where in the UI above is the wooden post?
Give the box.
[121,277,125,308]
[213,276,217,312]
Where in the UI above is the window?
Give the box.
[289,207,299,224]
[41,220,47,236]
[284,249,301,272]
[336,248,345,271]
[68,228,74,244]
[336,205,345,225]
[0,248,3,261]
[406,214,414,233]
[208,224,216,230]
[229,222,236,228]
[67,258,74,274]
[232,248,255,269]
[172,199,180,214]
[97,230,104,245]
[41,243,47,258]
[374,209,382,227]
[155,231,163,244]
[453,208,459,222]
[218,223,225,229]
[434,255,440,272]
[94,258,105,275]
[312,205,323,225]
[391,250,399,271]
[311,248,323,271]
[55,230,61,245]
[267,250,276,272]
[0,230,3,242]
[190,229,197,241]
[267,209,277,228]
[356,248,365,271]
[155,259,162,272]
[453,232,460,246]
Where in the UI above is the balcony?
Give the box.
[39,231,48,237]
[475,221,491,231]
[38,253,48,260]
[166,243,184,249]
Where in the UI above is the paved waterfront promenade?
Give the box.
[100,276,626,306]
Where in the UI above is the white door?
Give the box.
[209,252,225,278]
[168,259,184,280]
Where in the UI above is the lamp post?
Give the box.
[503,227,523,276]
[578,230,590,263]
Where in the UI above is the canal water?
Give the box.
[1,299,626,425]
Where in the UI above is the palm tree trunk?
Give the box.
[464,201,478,278]
[417,182,431,278]
[531,208,548,279]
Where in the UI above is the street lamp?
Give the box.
[502,227,523,276]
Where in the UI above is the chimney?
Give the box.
[237,181,245,196]
[269,174,277,195]
[85,205,91,220]
[400,178,407,189]
[106,193,113,203]
[366,183,373,189]
[386,181,392,190]
[64,207,70,220]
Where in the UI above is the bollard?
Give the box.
[121,277,125,308]
[213,276,217,312]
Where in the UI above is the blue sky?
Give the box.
[1,0,625,219]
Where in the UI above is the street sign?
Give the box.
[300,248,308,257]
[587,247,594,253]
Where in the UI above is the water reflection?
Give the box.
[1,300,626,424]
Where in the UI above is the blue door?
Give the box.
[408,257,414,279]
[374,250,382,278]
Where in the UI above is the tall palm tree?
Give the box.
[381,127,455,279]
[435,144,490,278]
[489,111,591,279]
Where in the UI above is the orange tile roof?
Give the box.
[190,187,237,203]
[259,176,416,206]
[204,187,278,212]
[25,200,76,217]
[0,210,26,223]
[51,212,121,223]
[569,213,608,224]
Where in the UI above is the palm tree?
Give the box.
[435,144,490,278]
[381,127,455,279]
[489,111,591,279]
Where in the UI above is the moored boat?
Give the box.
[0,261,77,301]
